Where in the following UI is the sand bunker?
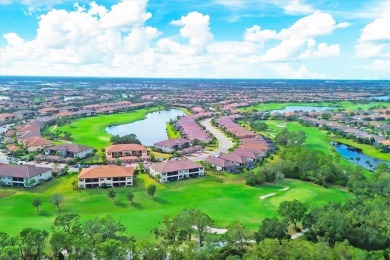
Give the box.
[260,193,276,199]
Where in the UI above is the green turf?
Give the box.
[240,101,389,112]
[166,122,181,139]
[0,174,351,239]
[331,137,390,161]
[260,120,334,155]
[53,107,160,150]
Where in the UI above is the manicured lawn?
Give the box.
[0,174,351,240]
[331,137,390,161]
[240,101,389,112]
[166,122,181,139]
[53,107,160,150]
[260,120,334,155]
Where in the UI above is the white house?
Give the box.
[149,159,204,182]
[0,165,52,187]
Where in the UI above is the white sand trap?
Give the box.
[279,187,289,191]
[276,123,286,127]
[193,226,227,234]
[260,193,276,199]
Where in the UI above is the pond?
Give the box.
[273,106,332,113]
[369,95,389,101]
[332,142,390,170]
[0,95,10,100]
[105,109,186,146]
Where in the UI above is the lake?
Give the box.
[105,109,186,146]
[369,95,389,101]
[274,106,332,113]
[0,95,10,100]
[332,142,390,170]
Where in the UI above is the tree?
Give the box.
[223,221,250,249]
[190,209,213,246]
[18,228,49,260]
[126,192,134,203]
[115,158,122,166]
[147,184,157,198]
[107,189,116,200]
[51,193,64,209]
[32,198,42,211]
[254,218,290,242]
[278,200,308,230]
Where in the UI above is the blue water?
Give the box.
[105,109,185,146]
[333,143,390,170]
[274,106,331,113]
[369,95,389,101]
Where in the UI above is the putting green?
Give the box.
[0,174,351,240]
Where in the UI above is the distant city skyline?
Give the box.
[1,0,389,79]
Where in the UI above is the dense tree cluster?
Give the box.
[110,134,141,144]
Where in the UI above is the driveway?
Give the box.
[200,118,233,155]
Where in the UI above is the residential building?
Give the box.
[78,165,134,188]
[205,156,234,173]
[149,159,204,182]
[21,136,53,152]
[45,144,94,159]
[105,144,150,163]
[0,165,52,187]
[154,138,191,153]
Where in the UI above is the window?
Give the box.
[107,178,112,180]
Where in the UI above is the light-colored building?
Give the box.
[0,165,52,187]
[154,138,191,153]
[105,144,150,163]
[149,159,204,182]
[45,144,94,159]
[78,165,134,188]
[21,136,53,152]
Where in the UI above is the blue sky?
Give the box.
[0,0,389,79]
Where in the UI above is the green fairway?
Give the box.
[240,101,389,112]
[259,120,334,155]
[52,107,160,150]
[0,174,350,239]
[166,122,181,139]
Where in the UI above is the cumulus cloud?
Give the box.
[1,2,347,78]
[300,39,340,58]
[171,11,213,53]
[245,11,343,62]
[356,10,390,58]
[283,0,313,15]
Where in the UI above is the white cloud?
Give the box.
[300,40,340,58]
[335,22,351,28]
[244,25,278,43]
[171,11,213,54]
[250,11,342,62]
[356,10,390,58]
[283,0,313,15]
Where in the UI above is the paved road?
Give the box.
[200,118,233,155]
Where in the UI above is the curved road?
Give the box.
[200,118,233,155]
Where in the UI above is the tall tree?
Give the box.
[107,189,116,200]
[278,200,308,230]
[254,217,290,242]
[147,184,157,198]
[32,198,42,211]
[190,209,213,246]
[50,193,64,209]
[223,221,250,249]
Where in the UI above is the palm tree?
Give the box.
[355,157,360,164]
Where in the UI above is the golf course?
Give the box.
[0,173,351,240]
[46,107,161,150]
[239,101,389,112]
